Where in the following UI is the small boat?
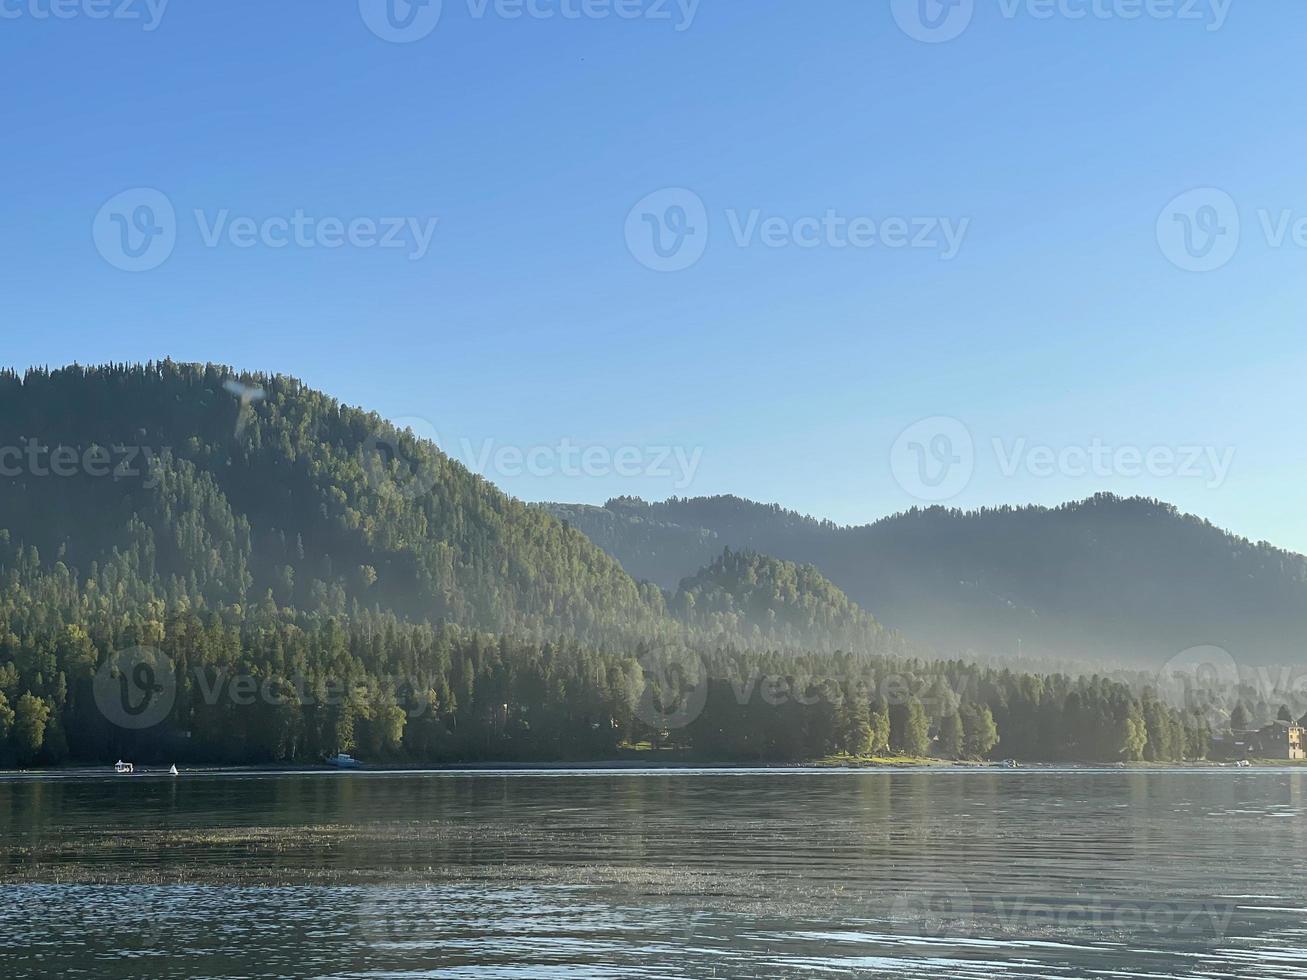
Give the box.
[326,753,362,769]
[114,760,134,774]
[1236,759,1252,768]
[169,765,179,776]
[1001,759,1020,769]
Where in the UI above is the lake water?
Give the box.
[2,768,1306,978]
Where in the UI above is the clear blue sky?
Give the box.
[4,0,1306,550]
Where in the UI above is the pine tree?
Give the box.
[961,703,999,758]
[1230,702,1250,732]
[938,709,964,758]
[839,696,873,757]
[14,693,52,762]
[869,700,891,756]
[896,697,930,757]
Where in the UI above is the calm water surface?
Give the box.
[2,768,1306,978]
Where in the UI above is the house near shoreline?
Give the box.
[1253,721,1306,760]
[1214,721,1305,761]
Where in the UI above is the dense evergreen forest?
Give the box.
[546,495,1307,666]
[671,549,892,654]
[0,363,1237,766]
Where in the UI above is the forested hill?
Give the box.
[545,495,1307,665]
[0,363,903,654]
[0,363,1232,767]
[0,362,669,643]
[671,549,904,656]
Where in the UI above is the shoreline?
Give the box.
[3,757,1303,779]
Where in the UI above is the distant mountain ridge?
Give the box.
[545,494,1307,665]
[11,365,1287,668]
